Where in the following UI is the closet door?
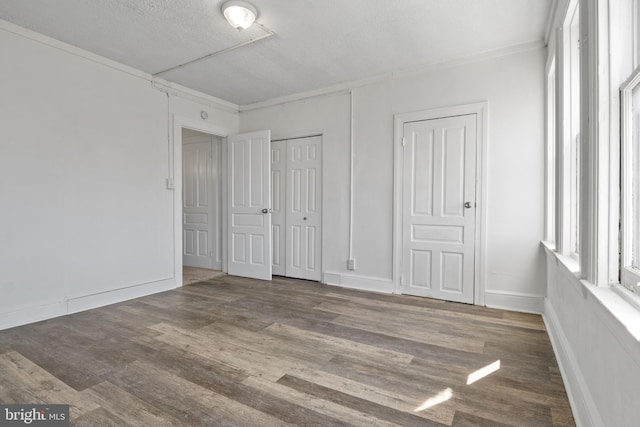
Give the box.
[286,136,322,281]
[271,140,286,276]
[271,136,322,281]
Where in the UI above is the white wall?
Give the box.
[239,94,354,287]
[541,1,640,425]
[0,21,238,330]
[544,250,640,427]
[241,47,547,311]
[0,17,545,328]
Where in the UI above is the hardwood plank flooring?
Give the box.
[0,275,574,426]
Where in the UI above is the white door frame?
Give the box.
[393,102,488,305]
[172,115,236,286]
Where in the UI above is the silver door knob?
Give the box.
[464,202,472,208]
[261,208,268,213]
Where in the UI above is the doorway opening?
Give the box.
[181,128,224,284]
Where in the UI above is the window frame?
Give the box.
[556,1,581,262]
[545,58,557,244]
[620,65,640,294]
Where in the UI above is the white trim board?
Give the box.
[0,18,238,113]
[0,279,178,331]
[392,102,489,306]
[240,42,543,112]
[543,299,604,427]
[484,290,544,314]
[323,272,394,294]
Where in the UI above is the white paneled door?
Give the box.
[227,130,272,280]
[272,136,322,281]
[402,114,476,303]
[183,141,215,269]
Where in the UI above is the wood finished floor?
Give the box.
[0,275,574,426]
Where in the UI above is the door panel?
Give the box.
[183,141,214,269]
[286,136,322,281]
[402,115,476,303]
[271,136,322,281]
[271,140,286,276]
[227,130,272,280]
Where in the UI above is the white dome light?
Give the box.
[222,1,257,30]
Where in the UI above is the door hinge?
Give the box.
[402,137,406,147]
[400,274,404,286]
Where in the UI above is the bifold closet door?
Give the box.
[271,140,286,276]
[272,136,322,281]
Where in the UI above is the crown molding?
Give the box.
[0,19,239,113]
[239,39,545,112]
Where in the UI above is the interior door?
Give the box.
[183,141,215,269]
[285,136,322,281]
[227,130,272,280]
[401,114,476,303]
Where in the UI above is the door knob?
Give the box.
[303,217,307,220]
[261,208,268,213]
[464,202,473,208]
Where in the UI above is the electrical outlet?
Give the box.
[347,259,356,270]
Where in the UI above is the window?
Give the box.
[555,3,581,261]
[621,66,640,295]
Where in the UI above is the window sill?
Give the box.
[612,283,640,314]
[542,240,640,349]
[588,283,640,343]
[541,240,580,275]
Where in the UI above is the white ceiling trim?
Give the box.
[239,39,546,112]
[0,18,240,112]
[151,80,238,112]
[0,18,149,80]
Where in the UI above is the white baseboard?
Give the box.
[543,299,603,427]
[484,290,544,314]
[67,278,178,314]
[0,301,69,332]
[0,278,179,331]
[323,272,394,294]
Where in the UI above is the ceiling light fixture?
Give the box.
[221,1,257,30]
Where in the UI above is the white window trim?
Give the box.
[555,0,581,261]
[620,65,640,293]
[545,56,556,244]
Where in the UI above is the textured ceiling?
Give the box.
[0,0,552,105]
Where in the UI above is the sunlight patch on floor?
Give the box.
[467,360,501,385]
[414,388,453,412]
